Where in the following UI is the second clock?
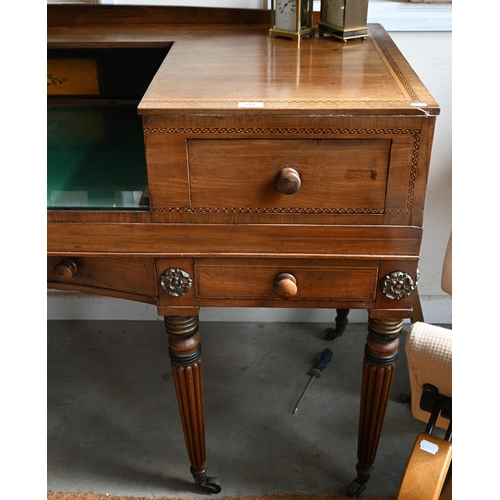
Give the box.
[269,0,315,42]
[318,0,369,42]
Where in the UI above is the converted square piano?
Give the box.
[47,4,439,497]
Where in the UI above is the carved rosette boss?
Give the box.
[380,271,416,300]
[160,268,192,297]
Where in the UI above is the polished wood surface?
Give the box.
[138,25,438,116]
[194,258,377,303]
[397,432,452,500]
[47,5,439,496]
[47,4,271,29]
[47,223,423,271]
[142,113,431,227]
[187,139,390,210]
[47,256,157,304]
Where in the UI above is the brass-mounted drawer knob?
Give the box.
[274,272,298,299]
[53,258,78,282]
[275,167,302,194]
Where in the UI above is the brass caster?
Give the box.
[201,477,222,494]
[346,479,367,498]
[192,468,222,494]
[324,310,349,340]
[324,327,343,340]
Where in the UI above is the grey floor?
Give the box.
[47,320,447,499]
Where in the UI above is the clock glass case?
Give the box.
[270,0,315,42]
[318,0,369,41]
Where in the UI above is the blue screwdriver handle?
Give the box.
[310,348,333,378]
[292,348,334,414]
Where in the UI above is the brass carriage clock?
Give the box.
[269,0,315,42]
[318,0,369,42]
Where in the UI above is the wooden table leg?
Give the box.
[324,309,350,340]
[347,317,403,498]
[164,315,221,493]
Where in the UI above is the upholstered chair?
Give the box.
[406,232,452,429]
[397,232,452,500]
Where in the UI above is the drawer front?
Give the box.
[47,256,157,297]
[188,139,391,214]
[194,258,378,302]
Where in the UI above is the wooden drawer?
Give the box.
[145,115,426,227]
[194,258,378,303]
[187,139,391,214]
[47,256,157,298]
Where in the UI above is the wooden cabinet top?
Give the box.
[47,5,439,117]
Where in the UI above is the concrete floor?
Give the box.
[47,320,447,498]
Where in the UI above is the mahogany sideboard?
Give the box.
[47,5,439,497]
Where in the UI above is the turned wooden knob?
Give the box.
[275,167,302,194]
[53,258,78,282]
[274,273,298,299]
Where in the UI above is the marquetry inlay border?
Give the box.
[144,127,420,136]
[151,206,387,215]
[370,37,421,104]
[145,127,421,216]
[141,99,411,108]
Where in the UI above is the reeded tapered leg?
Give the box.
[347,317,403,498]
[164,315,221,493]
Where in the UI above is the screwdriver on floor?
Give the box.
[292,348,333,415]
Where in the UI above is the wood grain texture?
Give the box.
[355,319,403,487]
[137,25,439,116]
[187,139,390,212]
[194,258,378,302]
[47,224,422,258]
[47,210,152,224]
[143,113,432,227]
[397,432,452,500]
[47,5,271,28]
[167,330,207,476]
[47,256,158,297]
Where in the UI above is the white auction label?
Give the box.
[238,102,264,108]
[420,439,439,455]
